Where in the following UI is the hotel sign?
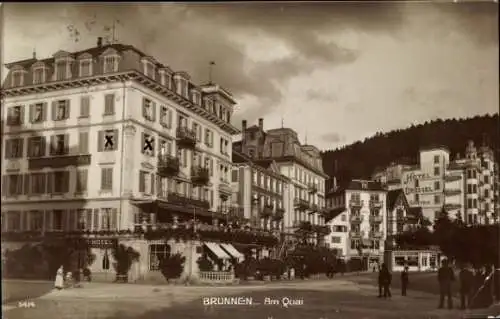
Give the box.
[404,186,433,195]
[87,238,117,249]
[404,172,431,184]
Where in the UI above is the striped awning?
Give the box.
[220,243,244,261]
[204,242,231,259]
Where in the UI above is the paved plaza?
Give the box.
[3,275,499,319]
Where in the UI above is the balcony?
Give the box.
[274,208,285,221]
[444,203,462,211]
[350,215,363,223]
[294,198,310,211]
[218,181,232,197]
[28,155,91,170]
[349,230,364,238]
[176,126,197,149]
[308,183,318,194]
[309,203,319,213]
[369,215,383,224]
[369,199,383,209]
[349,199,363,208]
[191,166,210,185]
[369,230,384,238]
[444,188,462,196]
[445,175,462,182]
[157,155,180,177]
[261,204,274,219]
[167,192,210,209]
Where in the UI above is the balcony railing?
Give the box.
[157,155,180,177]
[294,198,310,211]
[444,188,462,196]
[349,230,364,238]
[28,155,92,170]
[191,166,210,185]
[369,199,383,209]
[260,204,274,219]
[349,199,363,207]
[309,203,319,213]
[176,126,197,149]
[445,175,462,182]
[218,182,232,196]
[199,271,235,283]
[369,215,383,224]
[167,192,210,209]
[308,183,318,194]
[369,230,384,238]
[274,208,285,221]
[350,215,363,223]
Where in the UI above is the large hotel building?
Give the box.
[1,38,249,281]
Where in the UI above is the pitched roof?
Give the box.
[346,179,385,192]
[386,189,409,211]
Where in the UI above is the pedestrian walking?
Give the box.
[401,265,409,296]
[459,263,474,309]
[378,263,392,298]
[437,259,455,309]
[54,265,64,290]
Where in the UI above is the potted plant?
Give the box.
[112,244,140,283]
[159,252,186,283]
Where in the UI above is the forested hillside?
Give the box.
[321,113,499,188]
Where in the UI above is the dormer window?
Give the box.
[143,61,156,80]
[55,60,69,81]
[175,79,188,98]
[79,59,92,77]
[11,70,24,87]
[191,91,201,105]
[32,67,46,84]
[103,55,118,73]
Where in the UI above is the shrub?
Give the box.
[234,257,257,280]
[159,252,186,281]
[197,255,214,272]
[112,244,140,281]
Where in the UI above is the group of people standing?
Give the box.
[376,259,497,311]
[54,265,92,290]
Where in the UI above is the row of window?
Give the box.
[351,226,382,233]
[10,51,232,124]
[350,239,381,250]
[2,169,110,197]
[250,170,284,194]
[1,208,119,232]
[251,194,283,210]
[293,211,325,225]
[293,166,324,192]
[350,194,382,201]
[413,194,441,205]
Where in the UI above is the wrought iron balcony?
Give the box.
[176,126,197,149]
[369,215,383,223]
[28,154,91,170]
[369,230,384,238]
[369,199,383,208]
[274,208,285,221]
[294,198,310,211]
[157,155,180,177]
[309,203,319,213]
[444,188,462,196]
[349,199,363,207]
[308,183,318,194]
[350,214,363,223]
[167,192,210,209]
[445,175,462,182]
[349,230,364,238]
[191,166,210,185]
[261,204,274,218]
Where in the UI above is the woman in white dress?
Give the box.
[54,265,64,290]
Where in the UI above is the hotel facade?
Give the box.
[0,38,277,282]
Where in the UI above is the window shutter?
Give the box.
[46,172,54,194]
[49,135,55,155]
[16,175,23,195]
[63,171,70,192]
[40,137,46,157]
[167,109,172,128]
[98,131,104,152]
[210,131,214,147]
[81,96,90,117]
[23,174,30,195]
[93,209,99,230]
[150,173,155,195]
[65,99,71,119]
[142,97,147,118]
[113,129,119,150]
[2,175,8,196]
[29,104,34,123]
[67,209,74,231]
[139,172,145,192]
[18,139,24,158]
[43,102,48,121]
[79,132,89,154]
[85,209,92,231]
[141,132,145,154]
[111,208,118,230]
[4,140,11,158]
[51,101,57,120]
[152,102,157,122]
[64,134,70,154]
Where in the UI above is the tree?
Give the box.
[159,252,186,282]
[196,255,214,272]
[433,208,457,258]
[112,244,140,281]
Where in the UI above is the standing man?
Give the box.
[438,259,455,309]
[401,265,410,296]
[459,263,474,310]
[378,263,392,298]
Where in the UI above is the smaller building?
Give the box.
[386,249,440,272]
[326,179,387,266]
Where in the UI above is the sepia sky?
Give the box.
[2,2,498,150]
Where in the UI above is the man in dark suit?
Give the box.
[438,259,455,309]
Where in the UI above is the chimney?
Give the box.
[258,118,263,131]
[242,120,247,133]
[97,37,103,48]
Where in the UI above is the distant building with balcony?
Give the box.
[233,119,329,244]
[0,38,261,283]
[231,150,289,233]
[325,179,387,265]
